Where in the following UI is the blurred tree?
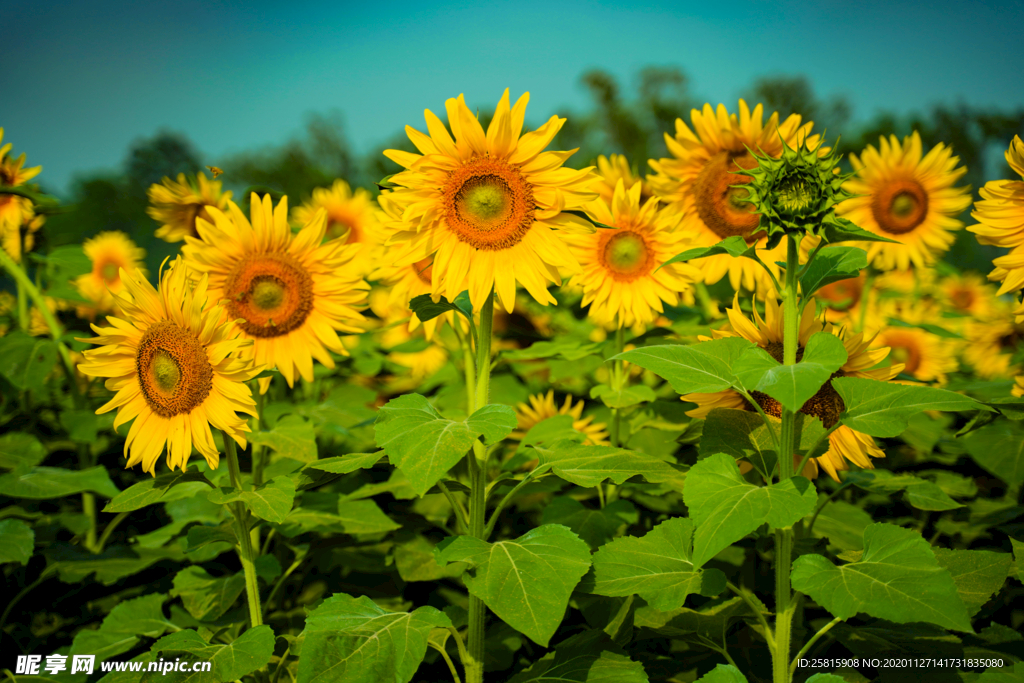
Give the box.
[747,75,852,135]
[124,131,202,194]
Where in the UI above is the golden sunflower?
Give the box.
[0,128,43,263]
[969,136,1024,294]
[564,179,698,328]
[292,180,385,275]
[683,295,903,481]
[369,288,451,384]
[936,272,997,321]
[963,302,1024,380]
[513,390,609,446]
[77,259,259,475]
[872,325,958,384]
[838,132,970,271]
[595,154,651,204]
[378,89,600,313]
[148,172,233,243]
[813,274,866,325]
[647,100,819,292]
[371,246,461,341]
[75,231,148,320]
[181,193,368,387]
[1013,374,1024,398]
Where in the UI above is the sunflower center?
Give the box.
[413,258,434,285]
[887,338,922,375]
[600,230,653,282]
[136,321,214,418]
[99,261,121,284]
[871,179,929,235]
[694,151,762,243]
[777,175,817,215]
[225,252,314,338]
[328,214,360,243]
[444,157,536,251]
[949,288,974,311]
[750,341,846,428]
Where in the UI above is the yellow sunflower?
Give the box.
[181,193,369,387]
[936,272,997,322]
[371,246,461,341]
[647,100,819,292]
[76,259,260,475]
[683,295,903,481]
[513,390,609,446]
[963,302,1024,379]
[0,290,14,335]
[838,132,971,271]
[969,136,1024,294]
[0,128,43,263]
[595,154,651,204]
[292,180,385,275]
[1014,375,1024,398]
[563,179,698,328]
[872,326,958,384]
[813,274,866,325]
[75,231,148,320]
[378,89,600,313]
[148,172,233,243]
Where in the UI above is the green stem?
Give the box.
[693,281,718,321]
[789,617,843,676]
[79,444,98,552]
[95,511,130,554]
[224,433,263,628]
[437,480,469,534]
[250,388,267,552]
[609,325,626,449]
[17,278,28,330]
[727,581,775,654]
[0,566,56,632]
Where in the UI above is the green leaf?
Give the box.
[535,442,685,490]
[685,453,817,566]
[1012,538,1024,584]
[304,452,383,474]
[699,410,828,480]
[60,409,99,443]
[833,377,987,437]
[147,626,275,683]
[0,466,120,499]
[932,548,1012,617]
[394,536,466,582]
[541,497,635,549]
[408,292,472,322]
[733,332,847,413]
[808,500,872,551]
[185,524,236,552]
[506,630,650,683]
[374,394,510,495]
[298,593,451,683]
[885,318,963,339]
[821,216,900,244]
[662,235,760,268]
[171,567,246,621]
[616,337,754,395]
[977,662,1024,683]
[207,476,295,524]
[520,415,583,447]
[635,595,767,639]
[844,470,963,511]
[804,675,847,683]
[693,664,748,683]
[791,522,972,631]
[799,246,868,297]
[503,338,603,361]
[435,525,591,646]
[589,518,726,611]
[70,593,175,660]
[50,546,186,585]
[962,420,1024,485]
[590,383,657,409]
[335,500,400,534]
[0,519,34,564]
[0,432,46,470]
[0,332,58,390]
[249,415,317,463]
[104,471,212,512]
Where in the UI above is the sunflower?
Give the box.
[969,136,1024,294]
[838,132,970,271]
[76,259,260,475]
[371,246,461,341]
[1014,375,1024,398]
[595,154,651,204]
[181,193,369,387]
[0,128,43,263]
[683,295,903,481]
[963,302,1024,379]
[563,179,698,328]
[936,272,997,322]
[378,89,600,313]
[813,274,865,325]
[369,288,451,387]
[148,172,233,243]
[513,390,609,446]
[872,325,958,384]
[74,231,148,320]
[292,180,385,275]
[0,290,14,335]
[647,100,819,292]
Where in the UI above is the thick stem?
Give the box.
[609,325,626,449]
[250,387,267,551]
[224,434,264,628]
[474,293,494,413]
[78,443,99,552]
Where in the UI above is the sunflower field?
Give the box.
[2,82,1024,683]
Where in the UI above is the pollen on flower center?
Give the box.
[872,179,929,235]
[443,157,536,251]
[601,230,652,281]
[136,320,214,417]
[694,151,761,242]
[224,252,314,338]
[252,277,285,311]
[463,181,508,222]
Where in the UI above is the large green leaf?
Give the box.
[962,420,1024,485]
[615,337,754,395]
[297,593,451,683]
[506,630,649,683]
[0,518,34,564]
[844,470,963,511]
[304,452,383,474]
[693,665,748,682]
[932,548,1012,617]
[0,466,120,499]
[70,593,175,660]
[535,441,686,490]
[685,453,817,567]
[541,497,636,549]
[281,499,399,537]
[171,567,246,621]
[394,535,466,582]
[0,331,58,390]
[733,332,847,412]
[408,291,472,322]
[662,235,760,267]
[808,499,872,551]
[798,246,868,297]
[589,518,726,611]
[0,432,47,470]
[791,523,972,631]
[590,383,657,409]
[977,662,1024,683]
[104,471,212,513]
[699,409,829,480]
[50,546,185,585]
[635,595,768,639]
[146,626,275,683]
[502,339,603,361]
[1012,538,1024,584]
[374,394,515,495]
[436,524,591,646]
[249,415,317,463]
[207,476,295,524]
[833,377,987,437]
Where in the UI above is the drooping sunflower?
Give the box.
[563,179,699,329]
[148,172,233,243]
[683,295,903,481]
[595,154,651,204]
[378,89,600,313]
[838,132,971,271]
[968,136,1024,294]
[513,390,609,446]
[0,128,43,263]
[74,231,148,320]
[292,180,385,275]
[647,100,819,292]
[181,193,369,387]
[77,259,260,475]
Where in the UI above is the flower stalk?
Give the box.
[223,432,264,628]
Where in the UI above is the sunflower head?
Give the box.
[148,172,233,243]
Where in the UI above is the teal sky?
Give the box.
[4,0,1023,195]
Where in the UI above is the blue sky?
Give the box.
[3,0,1022,195]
